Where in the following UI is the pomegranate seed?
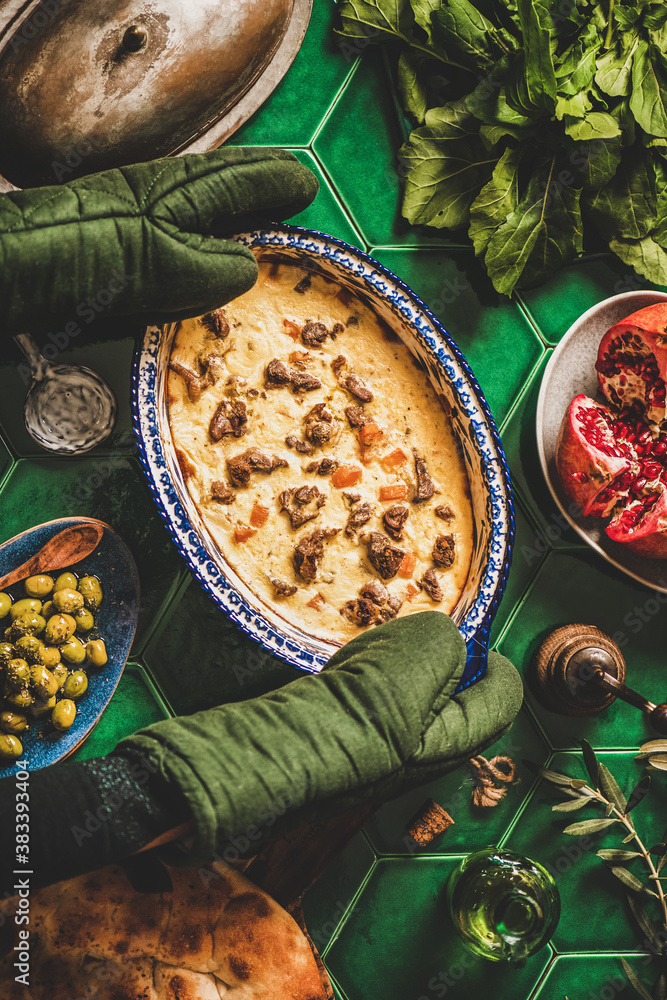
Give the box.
[642,461,662,479]
[633,477,647,492]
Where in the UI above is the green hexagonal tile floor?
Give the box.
[1,4,666,999]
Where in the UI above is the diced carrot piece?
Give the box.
[359,422,383,445]
[404,582,421,600]
[380,483,408,502]
[399,550,416,577]
[307,592,326,610]
[336,287,353,306]
[234,523,257,543]
[382,448,408,470]
[283,318,301,340]
[331,464,363,488]
[250,503,269,528]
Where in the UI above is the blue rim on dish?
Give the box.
[132,225,514,690]
[0,517,139,776]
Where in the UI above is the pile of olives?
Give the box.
[0,570,107,761]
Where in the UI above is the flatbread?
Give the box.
[0,862,328,999]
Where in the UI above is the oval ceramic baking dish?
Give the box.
[132,226,514,690]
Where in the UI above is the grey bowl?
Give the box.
[536,289,667,593]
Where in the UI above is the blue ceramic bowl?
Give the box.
[133,226,514,690]
[0,517,139,776]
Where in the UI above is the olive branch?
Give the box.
[532,740,667,1000]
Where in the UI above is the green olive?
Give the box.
[74,608,95,633]
[37,645,61,669]
[8,613,46,641]
[5,688,32,710]
[41,600,55,620]
[5,658,30,690]
[29,664,59,700]
[61,637,86,665]
[53,663,68,690]
[78,576,103,611]
[24,575,54,599]
[63,670,88,699]
[53,588,84,614]
[86,639,108,669]
[45,614,76,645]
[54,572,78,593]
[0,593,11,619]
[9,598,42,621]
[51,699,76,732]
[14,635,45,665]
[0,733,23,759]
[0,641,15,667]
[30,696,55,718]
[0,711,28,735]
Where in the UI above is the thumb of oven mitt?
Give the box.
[0,146,318,336]
[120,612,523,868]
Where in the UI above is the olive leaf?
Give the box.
[581,739,599,788]
[552,796,592,813]
[563,817,618,836]
[626,776,651,815]
[652,971,667,1000]
[611,866,658,897]
[524,761,574,786]
[597,849,642,862]
[598,762,628,813]
[621,957,655,1000]
[626,892,662,950]
[468,145,522,257]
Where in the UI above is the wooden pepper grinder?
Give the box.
[533,624,667,734]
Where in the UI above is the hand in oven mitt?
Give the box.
[0,612,522,893]
[0,147,318,336]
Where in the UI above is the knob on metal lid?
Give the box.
[0,0,311,188]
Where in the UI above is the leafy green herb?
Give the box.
[337,0,667,294]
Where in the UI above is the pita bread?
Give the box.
[0,862,328,999]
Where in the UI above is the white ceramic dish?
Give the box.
[536,289,667,593]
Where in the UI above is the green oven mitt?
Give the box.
[119,612,523,868]
[0,147,318,336]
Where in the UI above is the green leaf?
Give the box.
[595,34,639,97]
[652,971,667,1000]
[465,55,538,127]
[625,775,651,814]
[610,234,667,285]
[409,0,441,40]
[598,762,628,813]
[581,739,599,788]
[432,0,511,73]
[337,0,414,41]
[571,778,589,790]
[626,892,661,949]
[564,111,622,141]
[621,958,655,1000]
[611,866,658,897]
[597,849,642,861]
[647,755,667,771]
[587,145,657,240]
[638,740,667,756]
[469,145,522,257]
[563,817,618,836]
[401,104,497,229]
[630,39,667,138]
[525,762,578,786]
[555,92,593,120]
[516,0,557,110]
[552,796,591,812]
[623,831,637,844]
[398,50,428,124]
[566,136,624,191]
[556,23,601,96]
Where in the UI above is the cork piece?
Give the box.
[406,798,455,846]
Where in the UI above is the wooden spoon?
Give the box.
[0,522,104,591]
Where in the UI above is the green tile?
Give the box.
[314,51,454,248]
[143,576,300,715]
[326,857,552,1000]
[499,550,667,750]
[363,708,547,856]
[532,955,655,1000]
[517,254,667,347]
[490,498,550,647]
[0,457,185,653]
[0,326,138,457]
[500,352,583,551]
[507,752,666,954]
[287,149,364,249]
[71,663,170,761]
[0,432,12,484]
[230,0,356,146]
[303,834,375,954]
[370,247,544,426]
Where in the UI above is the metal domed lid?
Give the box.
[0,0,311,188]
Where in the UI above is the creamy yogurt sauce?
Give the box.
[167,262,473,644]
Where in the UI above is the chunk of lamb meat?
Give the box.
[210,481,235,504]
[413,449,435,502]
[293,527,340,581]
[383,504,409,540]
[331,355,374,402]
[304,403,340,447]
[306,458,340,475]
[301,321,329,347]
[432,534,455,568]
[201,308,230,339]
[279,485,327,529]
[227,449,288,488]
[435,504,454,522]
[285,434,314,455]
[209,399,247,441]
[421,568,443,602]
[366,531,405,580]
[268,576,298,598]
[265,359,292,388]
[345,501,374,538]
[345,405,369,429]
[290,370,322,392]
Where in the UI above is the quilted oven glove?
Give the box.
[0,613,522,893]
[0,147,318,336]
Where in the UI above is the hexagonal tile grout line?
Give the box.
[514,292,558,349]
[320,851,384,964]
[133,571,192,717]
[308,53,363,148]
[523,949,558,1000]
[129,559,191,662]
[302,146,369,250]
[497,348,549,438]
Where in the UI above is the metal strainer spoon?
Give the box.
[15,332,117,454]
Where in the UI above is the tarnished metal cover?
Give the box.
[0,0,295,186]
